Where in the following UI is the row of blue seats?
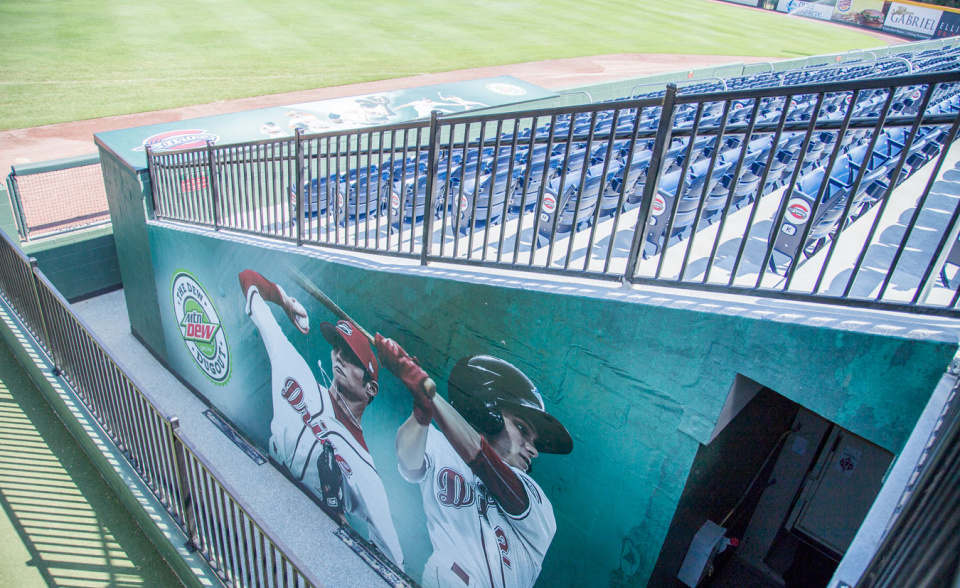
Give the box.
[640,86,960,259]
[287,50,960,256]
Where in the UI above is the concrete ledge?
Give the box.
[0,298,223,588]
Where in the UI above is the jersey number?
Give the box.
[495,526,511,569]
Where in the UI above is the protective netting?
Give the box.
[12,164,109,238]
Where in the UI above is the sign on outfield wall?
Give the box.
[883,2,942,38]
[728,0,960,38]
[935,10,960,38]
[777,0,837,20]
[831,0,891,28]
[725,0,762,5]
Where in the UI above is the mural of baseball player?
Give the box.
[393,96,464,118]
[285,110,330,133]
[437,92,488,110]
[238,270,404,567]
[328,96,397,126]
[375,337,573,588]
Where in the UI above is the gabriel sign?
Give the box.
[883,2,942,38]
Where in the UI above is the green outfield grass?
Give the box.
[0,0,890,131]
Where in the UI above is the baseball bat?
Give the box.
[285,263,436,398]
[286,263,374,342]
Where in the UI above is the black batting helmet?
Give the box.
[448,356,573,455]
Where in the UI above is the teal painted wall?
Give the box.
[3,168,121,301]
[24,227,121,301]
[0,185,20,241]
[135,224,955,587]
[98,146,167,356]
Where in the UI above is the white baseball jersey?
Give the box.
[249,292,404,567]
[400,427,555,588]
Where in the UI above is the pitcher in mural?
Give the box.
[375,337,573,588]
[238,270,404,567]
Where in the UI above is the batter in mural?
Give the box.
[238,270,404,567]
[375,337,573,588]
[394,92,486,118]
[328,95,397,126]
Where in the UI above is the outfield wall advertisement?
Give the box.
[777,0,837,21]
[762,0,960,38]
[883,1,941,38]
[831,0,890,28]
[935,9,960,37]
[141,223,956,587]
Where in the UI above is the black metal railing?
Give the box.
[855,371,960,587]
[148,68,960,316]
[148,121,433,257]
[0,228,319,588]
[628,74,960,315]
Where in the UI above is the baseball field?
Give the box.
[1,0,893,131]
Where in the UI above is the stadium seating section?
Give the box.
[278,45,960,279]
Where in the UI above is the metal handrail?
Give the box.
[558,90,594,103]
[630,76,728,99]
[867,56,914,76]
[147,68,960,316]
[751,61,776,74]
[842,49,879,64]
[0,227,322,588]
[857,374,960,586]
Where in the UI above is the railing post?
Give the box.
[295,129,304,247]
[420,110,442,266]
[624,84,678,283]
[145,145,159,219]
[27,258,52,358]
[206,140,220,231]
[6,171,29,241]
[168,417,198,551]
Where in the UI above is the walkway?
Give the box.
[0,339,180,588]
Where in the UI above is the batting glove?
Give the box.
[316,442,344,515]
[375,334,433,425]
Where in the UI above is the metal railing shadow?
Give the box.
[0,339,181,587]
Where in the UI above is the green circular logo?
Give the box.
[172,271,231,384]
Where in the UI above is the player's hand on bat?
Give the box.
[375,334,435,424]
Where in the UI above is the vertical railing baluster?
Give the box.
[295,129,304,247]
[28,258,51,353]
[207,141,221,230]
[422,111,442,265]
[849,84,935,300]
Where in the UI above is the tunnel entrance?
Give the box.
[650,379,893,588]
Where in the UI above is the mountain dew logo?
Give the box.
[181,308,219,345]
[172,271,231,384]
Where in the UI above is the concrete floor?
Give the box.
[70,289,385,588]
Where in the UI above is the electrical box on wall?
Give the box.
[786,429,894,555]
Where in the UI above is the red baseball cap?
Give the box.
[320,320,379,380]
